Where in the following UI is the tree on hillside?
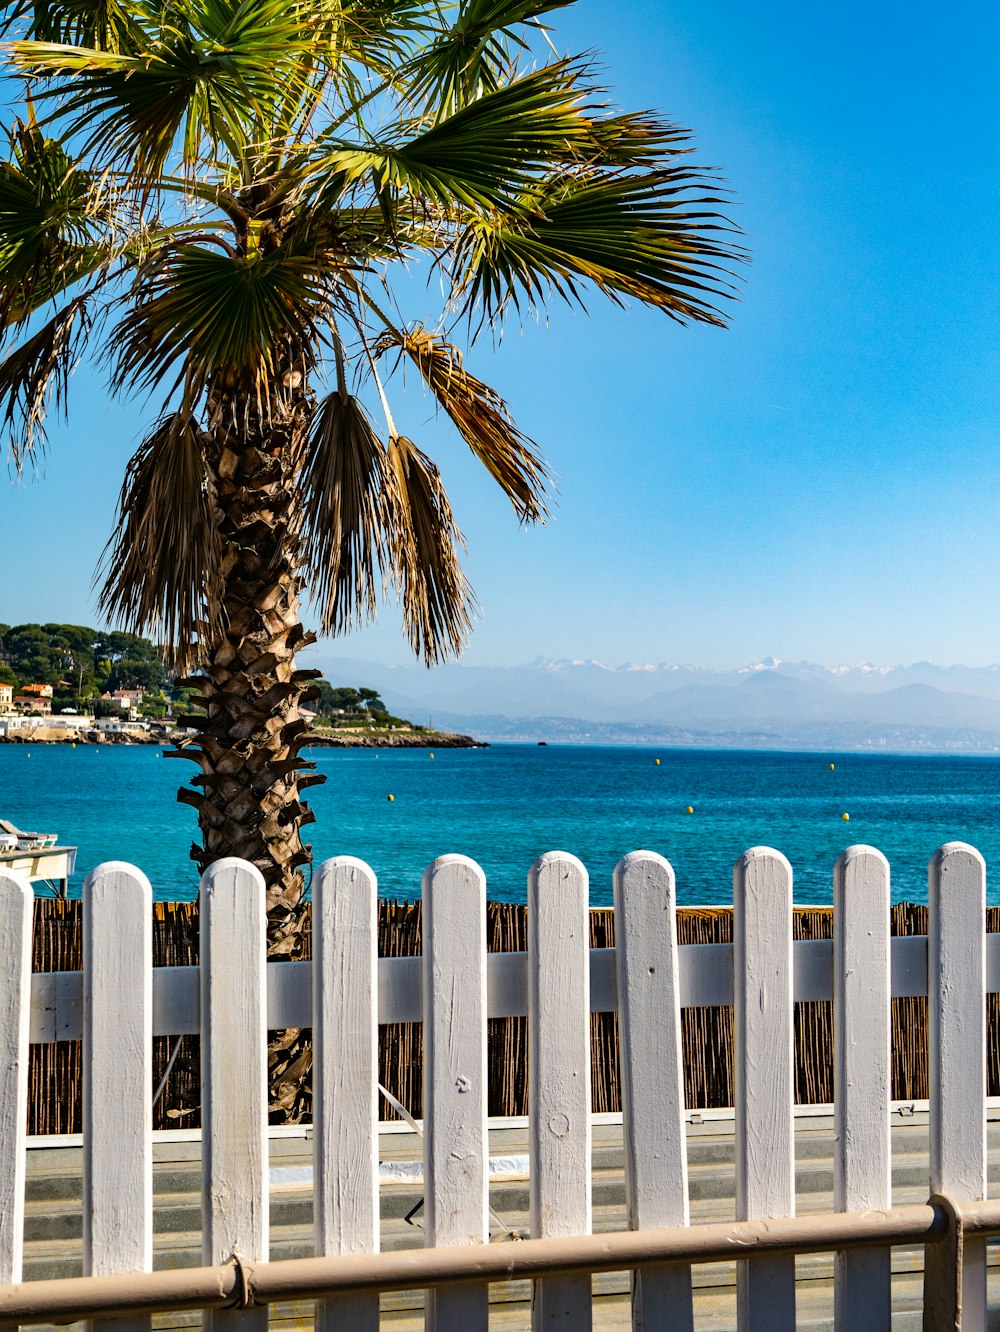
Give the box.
[0,0,742,1116]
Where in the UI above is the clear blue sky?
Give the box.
[3,0,999,670]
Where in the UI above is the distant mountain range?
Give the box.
[313,655,1000,752]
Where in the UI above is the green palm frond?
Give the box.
[323,0,429,76]
[315,58,602,211]
[403,0,571,112]
[11,0,319,175]
[112,244,330,394]
[453,166,742,323]
[300,389,390,635]
[0,297,90,470]
[386,433,476,664]
[586,110,697,167]
[2,0,149,51]
[0,120,109,325]
[97,409,223,665]
[389,326,548,521]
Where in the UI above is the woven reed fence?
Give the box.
[27,898,1000,1136]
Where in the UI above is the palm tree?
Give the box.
[0,0,742,1114]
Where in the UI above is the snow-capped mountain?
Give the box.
[311,654,1000,751]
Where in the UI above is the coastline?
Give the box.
[305,728,486,749]
[0,724,486,749]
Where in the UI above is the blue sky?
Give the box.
[3,0,999,671]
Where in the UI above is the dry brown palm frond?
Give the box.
[388,325,550,523]
[0,297,90,471]
[300,389,391,635]
[386,434,476,664]
[96,410,223,668]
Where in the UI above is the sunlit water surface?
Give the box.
[4,743,1000,905]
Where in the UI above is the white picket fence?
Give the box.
[0,841,997,1328]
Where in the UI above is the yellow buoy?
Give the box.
[654,758,660,765]
[430,753,435,759]
[388,794,394,802]
[842,812,850,821]
[72,743,76,749]
[686,805,694,814]
[829,762,835,771]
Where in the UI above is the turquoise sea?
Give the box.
[3,743,1000,906]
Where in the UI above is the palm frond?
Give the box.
[300,389,390,635]
[390,326,549,521]
[3,0,148,51]
[0,297,90,470]
[325,0,429,76]
[11,0,320,177]
[0,120,110,326]
[96,409,223,667]
[453,166,744,324]
[586,109,696,167]
[386,434,476,664]
[316,57,602,211]
[112,244,329,396]
[403,0,571,112]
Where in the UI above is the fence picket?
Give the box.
[200,860,268,1332]
[833,847,891,1330]
[613,851,692,1332]
[312,857,379,1332]
[734,847,795,1330]
[422,856,489,1331]
[926,842,987,1331]
[83,863,153,1332]
[0,872,32,1289]
[529,852,592,1331]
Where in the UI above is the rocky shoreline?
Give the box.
[305,728,486,749]
[1,725,485,748]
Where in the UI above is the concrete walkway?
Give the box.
[22,1104,1000,1330]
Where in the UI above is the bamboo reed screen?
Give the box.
[26,898,994,1136]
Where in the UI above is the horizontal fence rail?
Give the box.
[25,932,1000,1041]
[1,842,996,1331]
[3,1194,998,1327]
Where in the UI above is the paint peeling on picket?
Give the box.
[833,846,891,1330]
[312,857,379,1332]
[734,847,795,1330]
[83,862,153,1332]
[0,871,31,1288]
[422,856,489,1332]
[927,843,987,1331]
[529,852,592,1331]
[200,859,269,1332]
[614,850,692,1332]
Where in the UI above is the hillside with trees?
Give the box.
[0,622,477,742]
[0,622,171,716]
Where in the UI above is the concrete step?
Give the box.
[20,1110,1000,1325]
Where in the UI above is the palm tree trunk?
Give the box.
[170,379,323,1121]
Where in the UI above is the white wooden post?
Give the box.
[200,859,269,1332]
[423,855,489,1332]
[83,862,153,1332]
[529,852,592,1332]
[733,847,795,1330]
[927,842,987,1330]
[833,846,891,1331]
[613,851,692,1332]
[313,857,379,1332]
[0,872,32,1289]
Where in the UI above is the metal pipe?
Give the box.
[0,1197,989,1327]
